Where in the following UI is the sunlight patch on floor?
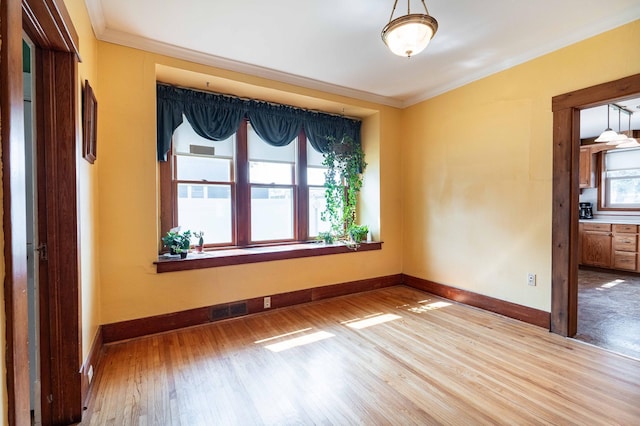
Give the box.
[264,331,334,352]
[342,313,402,329]
[254,327,313,344]
[408,301,452,313]
[599,279,624,289]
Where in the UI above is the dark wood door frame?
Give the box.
[551,73,640,336]
[1,1,31,423]
[2,0,81,424]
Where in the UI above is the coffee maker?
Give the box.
[579,202,593,219]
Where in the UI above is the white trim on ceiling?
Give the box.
[90,28,405,108]
[403,13,640,107]
[85,0,640,110]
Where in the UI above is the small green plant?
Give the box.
[317,231,335,244]
[349,224,369,244]
[162,228,192,254]
[194,231,204,247]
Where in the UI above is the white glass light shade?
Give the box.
[596,129,626,143]
[604,132,629,145]
[615,138,640,148]
[382,14,438,57]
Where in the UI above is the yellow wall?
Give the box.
[63,0,101,363]
[1,5,638,422]
[97,43,403,324]
[402,20,640,311]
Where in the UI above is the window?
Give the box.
[307,140,330,237]
[162,117,328,248]
[601,148,640,209]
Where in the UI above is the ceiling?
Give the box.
[84,0,640,109]
[581,98,640,139]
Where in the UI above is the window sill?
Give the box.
[154,241,382,273]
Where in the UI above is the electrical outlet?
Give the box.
[264,296,271,309]
[527,273,536,286]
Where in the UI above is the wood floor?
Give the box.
[80,286,640,425]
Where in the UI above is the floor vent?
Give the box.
[210,302,248,321]
[210,306,229,321]
[229,302,248,317]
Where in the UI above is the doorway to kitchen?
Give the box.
[574,100,640,359]
[551,73,640,347]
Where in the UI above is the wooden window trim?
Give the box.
[155,241,382,273]
[597,148,640,212]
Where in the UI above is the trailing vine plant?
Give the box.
[321,135,367,242]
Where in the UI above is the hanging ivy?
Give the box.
[321,136,367,241]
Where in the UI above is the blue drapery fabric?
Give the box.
[156,84,361,161]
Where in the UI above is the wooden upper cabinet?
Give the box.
[579,147,594,189]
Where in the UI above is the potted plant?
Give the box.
[349,224,369,244]
[317,231,335,244]
[161,228,192,258]
[194,231,205,253]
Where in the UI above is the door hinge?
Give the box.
[36,243,48,261]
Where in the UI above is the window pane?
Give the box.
[177,184,232,244]
[307,139,325,167]
[307,167,326,186]
[309,187,330,237]
[604,148,640,207]
[605,148,640,171]
[176,156,232,182]
[173,115,235,157]
[190,185,203,198]
[250,161,293,184]
[248,122,296,162]
[608,177,640,205]
[251,187,293,241]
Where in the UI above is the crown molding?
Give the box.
[402,12,640,107]
[84,0,640,110]
[91,27,404,109]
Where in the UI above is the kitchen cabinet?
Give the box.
[579,222,639,272]
[579,147,594,189]
[581,223,612,267]
[612,224,638,271]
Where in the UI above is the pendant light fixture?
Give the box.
[382,0,438,58]
[596,104,626,143]
[615,109,639,148]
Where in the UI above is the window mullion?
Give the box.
[236,120,250,245]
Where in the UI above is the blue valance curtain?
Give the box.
[156,84,361,161]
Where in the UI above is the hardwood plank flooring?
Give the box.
[80,286,640,425]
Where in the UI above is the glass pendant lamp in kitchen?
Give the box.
[596,104,627,143]
[615,108,640,148]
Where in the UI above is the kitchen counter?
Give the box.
[579,217,640,225]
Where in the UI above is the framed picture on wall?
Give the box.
[82,79,97,164]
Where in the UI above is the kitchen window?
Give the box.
[600,147,640,209]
